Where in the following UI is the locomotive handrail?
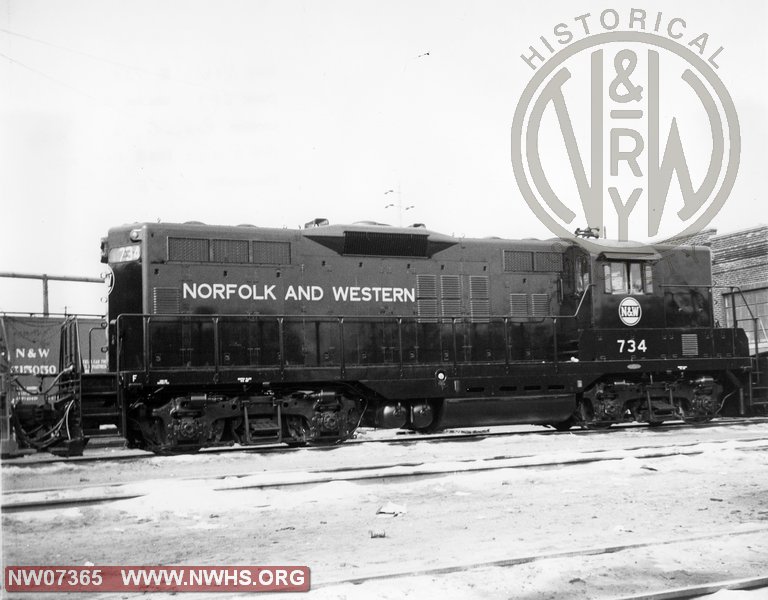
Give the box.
[698,285,764,359]
[548,284,594,371]
[641,284,760,358]
[711,285,758,322]
[60,316,82,374]
[114,288,597,378]
[86,322,107,374]
[563,284,594,320]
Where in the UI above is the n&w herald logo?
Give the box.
[618,296,642,326]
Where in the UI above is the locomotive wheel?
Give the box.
[679,402,715,424]
[284,415,310,447]
[576,400,612,430]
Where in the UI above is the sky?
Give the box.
[1,0,766,315]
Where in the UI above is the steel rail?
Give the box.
[310,527,768,590]
[5,436,768,513]
[6,416,768,469]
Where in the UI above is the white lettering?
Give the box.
[180,283,415,304]
[183,282,278,302]
[288,285,324,301]
[331,286,415,303]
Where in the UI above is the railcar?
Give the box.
[9,220,758,454]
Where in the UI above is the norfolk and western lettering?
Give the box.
[182,283,415,304]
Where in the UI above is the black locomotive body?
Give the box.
[79,219,752,453]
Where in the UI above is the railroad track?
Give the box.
[615,577,768,600]
[310,525,768,598]
[6,416,768,468]
[5,435,768,514]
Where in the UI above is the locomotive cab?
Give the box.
[576,240,721,364]
[589,242,713,331]
[591,244,664,330]
[573,240,749,426]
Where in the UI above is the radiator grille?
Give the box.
[212,239,249,263]
[441,299,462,317]
[681,333,699,356]
[470,299,490,322]
[503,250,533,272]
[168,237,209,262]
[417,299,439,322]
[469,276,489,299]
[510,293,528,317]
[417,274,437,298]
[441,275,461,299]
[343,231,429,257]
[253,241,291,264]
[535,252,563,272]
[531,294,551,317]
[153,287,181,314]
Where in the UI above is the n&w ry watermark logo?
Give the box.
[511,8,740,248]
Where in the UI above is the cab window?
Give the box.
[603,262,652,294]
[629,263,643,294]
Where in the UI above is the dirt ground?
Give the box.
[3,422,768,599]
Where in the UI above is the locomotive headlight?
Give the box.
[108,245,141,263]
[129,228,143,241]
[435,369,447,382]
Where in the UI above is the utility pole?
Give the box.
[384,185,414,227]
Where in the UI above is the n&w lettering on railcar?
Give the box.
[182,283,277,301]
[181,283,416,303]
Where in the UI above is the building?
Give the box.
[668,225,767,354]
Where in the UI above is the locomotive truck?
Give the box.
[8,220,760,454]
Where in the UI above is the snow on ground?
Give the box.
[3,422,768,599]
[698,591,768,599]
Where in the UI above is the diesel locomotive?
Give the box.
[10,220,758,454]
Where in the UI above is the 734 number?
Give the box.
[617,339,647,353]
